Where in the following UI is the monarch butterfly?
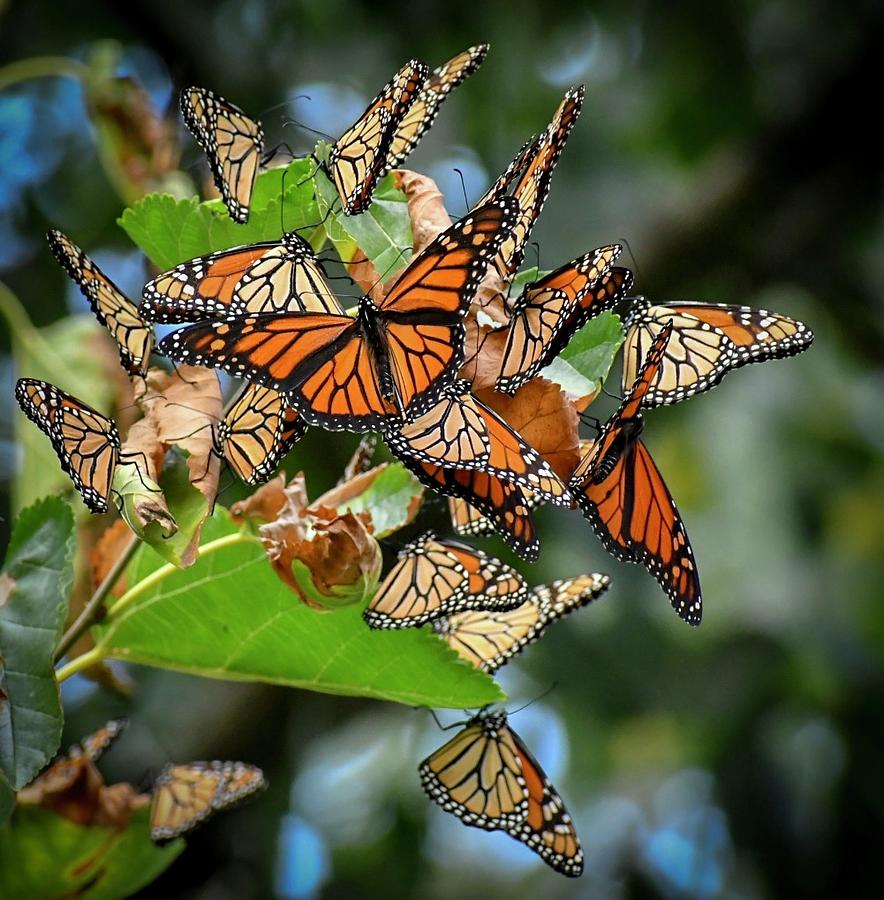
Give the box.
[479,86,584,280]
[216,383,307,484]
[420,709,583,877]
[158,199,518,432]
[496,248,633,394]
[15,379,121,514]
[622,298,814,407]
[363,531,527,629]
[433,573,610,673]
[324,59,429,215]
[390,449,540,561]
[181,86,264,223]
[569,323,702,625]
[141,231,341,324]
[149,760,266,843]
[384,381,570,504]
[47,230,153,377]
[386,44,489,169]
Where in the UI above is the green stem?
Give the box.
[53,532,140,663]
[0,56,89,91]
[55,648,103,684]
[0,281,57,366]
[54,531,255,684]
[105,531,252,620]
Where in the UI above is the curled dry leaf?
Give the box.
[230,473,288,523]
[313,463,389,510]
[123,365,222,565]
[258,473,381,609]
[476,377,580,481]
[393,169,452,254]
[18,756,149,830]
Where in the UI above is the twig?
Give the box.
[53,532,140,662]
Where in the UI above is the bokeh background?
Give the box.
[2,0,883,897]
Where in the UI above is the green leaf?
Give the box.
[118,159,322,269]
[0,804,183,899]
[0,497,75,788]
[541,356,599,402]
[329,463,423,540]
[314,160,413,280]
[559,312,625,390]
[116,454,211,568]
[94,510,503,709]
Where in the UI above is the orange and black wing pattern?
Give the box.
[389,446,540,561]
[569,323,702,624]
[420,710,583,876]
[181,86,264,223]
[327,59,428,214]
[387,44,489,168]
[433,573,610,673]
[419,710,529,830]
[508,723,584,877]
[363,531,527,629]
[480,86,584,279]
[15,378,120,514]
[150,760,265,843]
[383,381,568,504]
[47,230,153,376]
[217,383,306,484]
[159,200,517,432]
[141,232,340,323]
[623,298,814,407]
[496,246,631,393]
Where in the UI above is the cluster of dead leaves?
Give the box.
[18,750,148,831]
[231,462,414,610]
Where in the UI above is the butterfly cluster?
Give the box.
[15,43,813,873]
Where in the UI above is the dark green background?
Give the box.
[1,1,882,896]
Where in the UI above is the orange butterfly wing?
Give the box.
[570,323,702,624]
[159,201,517,432]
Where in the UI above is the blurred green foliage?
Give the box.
[1,0,882,898]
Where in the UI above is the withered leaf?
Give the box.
[393,169,452,254]
[476,377,580,480]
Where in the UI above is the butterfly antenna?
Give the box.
[508,681,559,717]
[452,167,470,213]
[362,245,413,299]
[618,236,645,288]
[261,141,297,168]
[282,115,336,144]
[530,240,542,271]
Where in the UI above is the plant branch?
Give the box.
[55,648,104,684]
[53,531,140,663]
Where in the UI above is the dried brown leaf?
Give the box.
[347,250,384,302]
[393,169,452,254]
[18,754,148,829]
[313,463,388,510]
[476,377,580,480]
[254,473,382,609]
[230,473,288,523]
[89,519,134,599]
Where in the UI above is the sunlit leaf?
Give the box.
[118,159,322,269]
[94,511,503,709]
[0,497,74,788]
[0,805,183,899]
[559,311,625,389]
[314,159,413,280]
